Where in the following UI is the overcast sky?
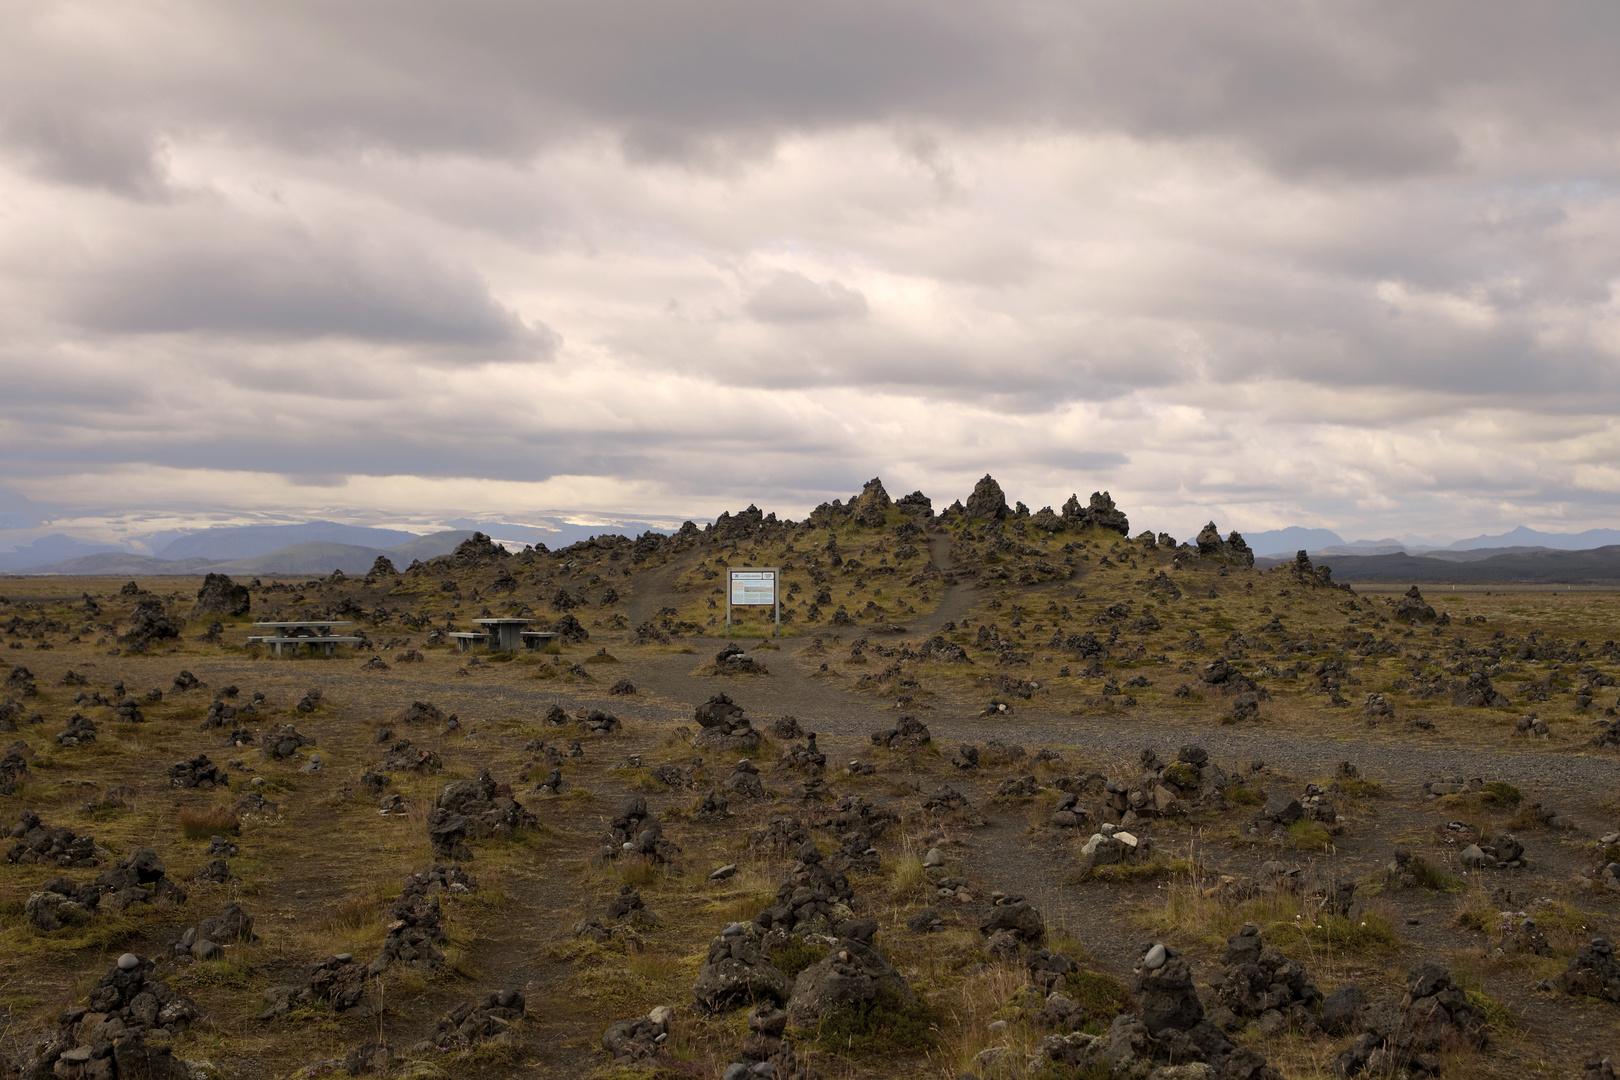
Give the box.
[3,0,1619,541]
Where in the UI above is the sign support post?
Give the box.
[726,567,780,637]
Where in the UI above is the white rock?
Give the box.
[1143,942,1167,970]
[117,953,140,971]
[1115,831,1139,849]
[922,847,945,867]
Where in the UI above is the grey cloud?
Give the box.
[71,227,549,351]
[744,271,868,323]
[8,2,1620,180]
[3,109,169,198]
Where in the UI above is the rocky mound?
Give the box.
[426,769,537,859]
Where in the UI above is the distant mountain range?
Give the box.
[1245,524,1620,559]
[1255,545,1620,584]
[9,531,479,577]
[0,498,684,575]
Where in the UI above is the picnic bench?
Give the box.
[521,631,559,651]
[449,632,488,653]
[248,621,359,657]
[449,618,537,653]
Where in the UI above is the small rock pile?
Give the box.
[201,699,239,728]
[94,847,188,912]
[601,1005,675,1065]
[714,643,767,674]
[1334,963,1487,1077]
[294,688,322,713]
[1215,924,1321,1035]
[605,795,681,862]
[7,665,39,697]
[260,954,372,1019]
[724,759,767,800]
[1460,833,1528,869]
[173,901,256,960]
[869,714,931,752]
[785,919,913,1030]
[261,724,313,761]
[1541,937,1620,1002]
[1077,824,1154,873]
[423,991,526,1050]
[979,896,1045,959]
[57,713,98,747]
[605,885,657,926]
[110,696,144,724]
[167,753,229,789]
[7,811,102,867]
[578,707,621,734]
[921,785,971,812]
[995,775,1042,798]
[368,864,472,975]
[754,842,856,934]
[26,877,104,930]
[694,693,762,753]
[427,769,538,859]
[775,733,826,774]
[22,953,200,1080]
[377,738,442,773]
[723,1002,819,1080]
[0,741,30,794]
[172,670,202,692]
[748,815,810,854]
[693,923,790,1012]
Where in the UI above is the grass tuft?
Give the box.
[179,805,240,840]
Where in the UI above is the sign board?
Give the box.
[728,569,777,606]
[726,567,781,635]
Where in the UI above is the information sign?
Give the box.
[725,567,781,635]
[728,569,777,606]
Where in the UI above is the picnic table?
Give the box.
[248,621,359,657]
[452,617,533,653]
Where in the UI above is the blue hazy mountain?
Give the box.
[154,521,422,561]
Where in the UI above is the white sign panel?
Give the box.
[728,569,777,606]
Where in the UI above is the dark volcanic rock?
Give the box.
[191,573,251,619]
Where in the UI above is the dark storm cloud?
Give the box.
[9,2,1620,178]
